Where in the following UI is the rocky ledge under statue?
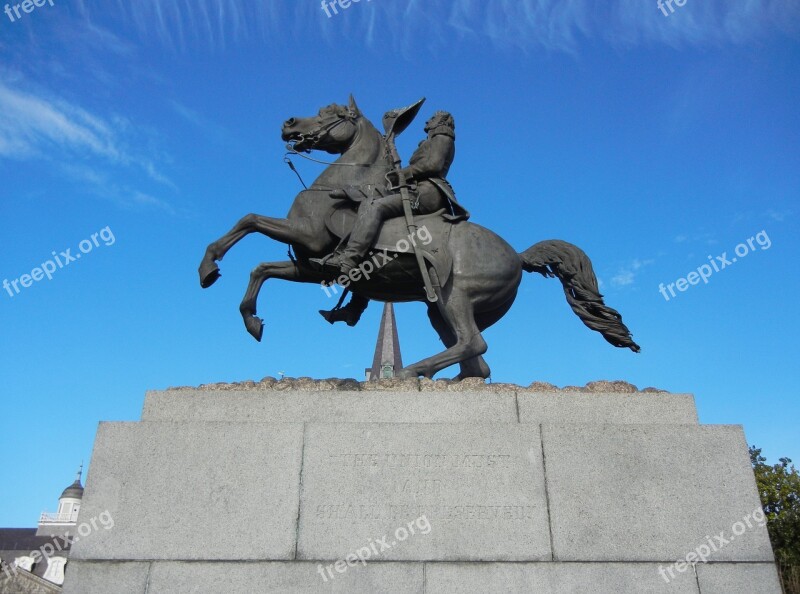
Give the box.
[198,96,640,380]
[170,377,667,394]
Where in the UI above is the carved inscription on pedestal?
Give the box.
[298,424,552,560]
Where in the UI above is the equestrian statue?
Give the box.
[198,96,640,380]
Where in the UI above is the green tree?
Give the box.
[751,446,800,594]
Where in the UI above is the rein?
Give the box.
[283,112,385,188]
[283,149,374,191]
[283,148,372,169]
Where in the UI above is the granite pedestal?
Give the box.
[63,378,780,594]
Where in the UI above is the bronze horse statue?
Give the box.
[198,96,639,380]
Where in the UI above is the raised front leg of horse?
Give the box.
[239,260,329,341]
[199,213,329,288]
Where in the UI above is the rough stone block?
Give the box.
[425,562,700,593]
[142,389,517,424]
[696,563,782,594]
[146,561,423,593]
[61,561,149,594]
[71,422,303,560]
[297,423,550,561]
[64,382,777,593]
[543,424,774,562]
[518,392,697,424]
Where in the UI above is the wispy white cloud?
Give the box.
[72,0,799,54]
[60,164,175,214]
[89,0,303,52]
[611,270,636,287]
[432,0,800,51]
[766,208,793,222]
[0,78,175,210]
[673,231,718,246]
[168,100,231,145]
[0,82,120,160]
[611,257,655,288]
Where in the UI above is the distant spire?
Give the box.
[76,462,83,485]
[366,303,403,381]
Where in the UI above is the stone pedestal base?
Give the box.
[63,379,781,594]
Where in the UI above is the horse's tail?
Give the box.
[519,240,641,352]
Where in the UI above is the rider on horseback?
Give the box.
[316,110,469,325]
[200,96,642,374]
[314,110,468,274]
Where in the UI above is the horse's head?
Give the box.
[282,95,363,155]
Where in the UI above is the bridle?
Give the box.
[283,109,379,186]
[286,110,356,156]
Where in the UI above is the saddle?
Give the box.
[325,202,456,288]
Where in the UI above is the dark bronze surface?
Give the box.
[199,97,639,379]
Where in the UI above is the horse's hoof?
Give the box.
[199,260,221,288]
[244,316,264,342]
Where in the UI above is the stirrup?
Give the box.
[318,307,361,327]
[309,255,338,271]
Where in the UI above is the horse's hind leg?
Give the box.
[427,305,490,380]
[457,354,491,380]
[400,290,487,379]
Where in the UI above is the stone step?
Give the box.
[62,560,782,594]
[142,387,698,425]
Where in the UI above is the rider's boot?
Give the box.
[319,294,369,326]
[309,253,358,274]
[310,196,397,274]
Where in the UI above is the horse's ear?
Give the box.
[348,94,361,117]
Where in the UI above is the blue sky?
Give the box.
[1,0,798,527]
